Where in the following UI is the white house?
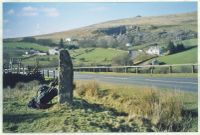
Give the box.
[23,50,47,57]
[37,52,47,56]
[146,46,162,55]
[126,43,131,47]
[65,38,71,42]
[49,47,59,55]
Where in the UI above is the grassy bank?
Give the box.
[157,47,197,64]
[3,42,49,52]
[3,80,197,132]
[78,72,198,78]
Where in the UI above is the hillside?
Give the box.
[5,12,197,45]
[158,47,197,64]
[3,12,198,67]
[33,12,197,40]
[29,12,197,50]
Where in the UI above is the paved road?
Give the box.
[74,72,198,92]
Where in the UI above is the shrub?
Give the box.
[15,82,25,89]
[75,81,100,98]
[112,53,133,66]
[157,92,183,131]
[176,43,185,52]
[167,41,176,54]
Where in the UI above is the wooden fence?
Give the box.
[73,63,198,74]
[3,63,198,79]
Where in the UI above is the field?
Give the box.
[3,42,49,52]
[157,47,197,64]
[74,48,127,66]
[3,80,198,132]
[22,55,58,67]
[178,38,197,47]
[17,47,127,67]
[3,42,49,64]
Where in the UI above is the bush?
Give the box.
[112,53,133,66]
[76,81,100,98]
[15,82,25,89]
[176,43,185,52]
[21,37,36,43]
[167,41,176,54]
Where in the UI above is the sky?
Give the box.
[3,2,197,38]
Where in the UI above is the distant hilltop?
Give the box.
[4,12,197,49]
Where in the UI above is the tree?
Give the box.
[78,39,96,48]
[97,38,108,48]
[167,41,176,54]
[36,39,54,46]
[59,38,64,49]
[176,43,185,52]
[112,53,133,66]
[21,37,36,43]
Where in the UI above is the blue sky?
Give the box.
[3,2,197,38]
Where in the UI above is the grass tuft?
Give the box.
[3,80,197,132]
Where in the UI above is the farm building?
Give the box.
[126,43,131,47]
[49,47,59,55]
[65,37,79,45]
[24,50,47,56]
[146,46,162,55]
[65,38,71,42]
[37,52,47,56]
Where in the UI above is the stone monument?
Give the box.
[58,49,73,103]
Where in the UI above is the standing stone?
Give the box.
[58,49,73,103]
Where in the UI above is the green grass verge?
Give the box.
[77,72,197,78]
[3,80,198,132]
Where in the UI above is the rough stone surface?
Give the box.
[58,49,73,103]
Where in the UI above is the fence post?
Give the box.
[136,67,138,74]
[18,59,21,74]
[23,66,25,74]
[53,70,56,78]
[125,67,127,73]
[9,58,13,73]
[42,70,45,78]
[47,70,49,78]
[192,65,195,73]
[169,66,172,73]
[151,67,154,74]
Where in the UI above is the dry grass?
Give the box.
[75,80,197,131]
[33,12,197,41]
[3,80,197,132]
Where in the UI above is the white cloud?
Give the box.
[21,6,38,16]
[89,6,110,12]
[7,9,15,15]
[22,6,38,12]
[22,12,38,16]
[20,6,59,17]
[41,7,59,17]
